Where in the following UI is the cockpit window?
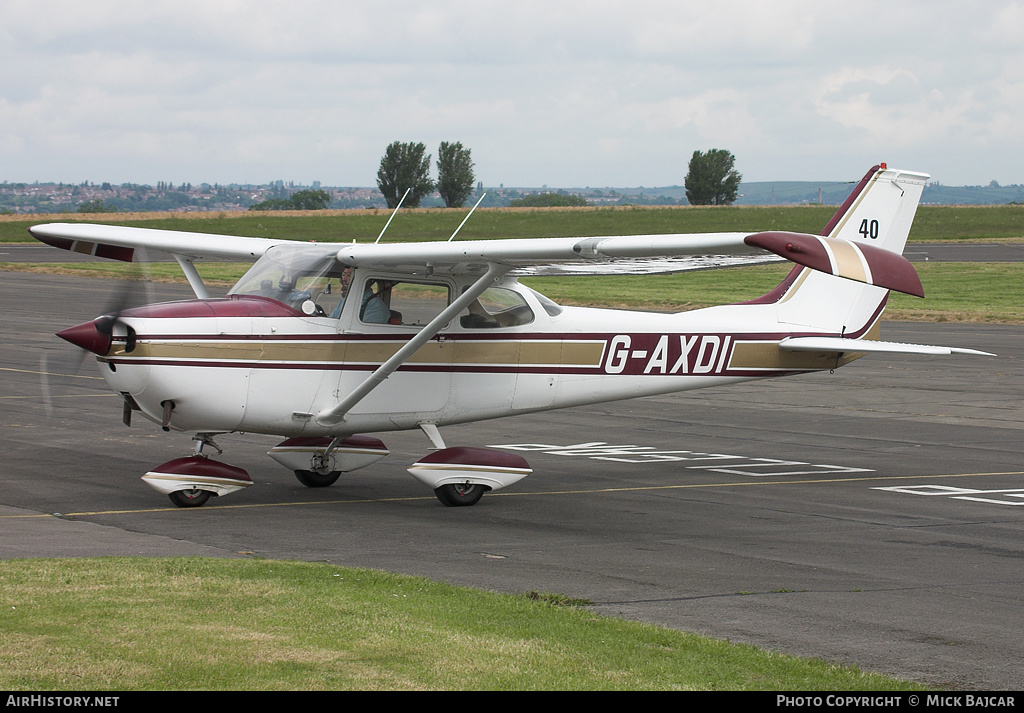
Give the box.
[229,246,349,317]
[460,287,535,328]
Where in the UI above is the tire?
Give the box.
[294,469,341,488]
[168,488,212,508]
[434,482,486,507]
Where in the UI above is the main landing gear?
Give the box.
[141,432,534,508]
[407,447,532,507]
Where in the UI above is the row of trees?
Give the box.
[376,141,476,208]
[377,143,740,209]
[71,146,736,214]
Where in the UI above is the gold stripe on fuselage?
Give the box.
[729,341,863,371]
[111,338,607,368]
[729,320,880,371]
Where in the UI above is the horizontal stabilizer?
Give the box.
[779,336,994,357]
[744,231,924,297]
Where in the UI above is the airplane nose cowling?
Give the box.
[56,316,115,355]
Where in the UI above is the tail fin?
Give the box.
[762,165,929,334]
[822,164,928,253]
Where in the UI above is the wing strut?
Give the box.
[316,263,511,427]
[173,255,210,299]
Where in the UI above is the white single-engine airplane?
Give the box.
[31,164,992,508]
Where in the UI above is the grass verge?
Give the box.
[4,261,1021,323]
[0,557,923,691]
[524,262,1024,323]
[3,203,1024,243]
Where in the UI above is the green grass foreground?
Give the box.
[0,557,922,691]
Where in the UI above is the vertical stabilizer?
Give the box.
[773,165,929,334]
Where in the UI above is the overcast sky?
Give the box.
[2,1,1022,188]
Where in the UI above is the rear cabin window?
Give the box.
[460,287,535,328]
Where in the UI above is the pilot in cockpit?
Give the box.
[360,280,392,323]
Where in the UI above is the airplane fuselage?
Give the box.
[94,275,863,438]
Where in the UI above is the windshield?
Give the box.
[229,245,349,315]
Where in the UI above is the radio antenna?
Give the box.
[375,188,411,244]
[448,192,487,242]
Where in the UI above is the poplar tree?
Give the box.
[376,142,435,208]
[436,141,476,208]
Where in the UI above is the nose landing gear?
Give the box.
[141,434,252,508]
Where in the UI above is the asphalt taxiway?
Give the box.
[1,272,1022,689]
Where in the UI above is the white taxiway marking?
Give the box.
[873,484,1024,506]
[491,442,873,477]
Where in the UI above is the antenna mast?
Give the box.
[448,193,487,242]
[375,188,411,244]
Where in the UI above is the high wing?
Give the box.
[28,222,288,262]
[29,222,772,273]
[26,221,918,291]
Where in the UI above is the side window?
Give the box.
[460,287,535,329]
[358,280,451,327]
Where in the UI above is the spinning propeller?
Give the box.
[41,251,156,417]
